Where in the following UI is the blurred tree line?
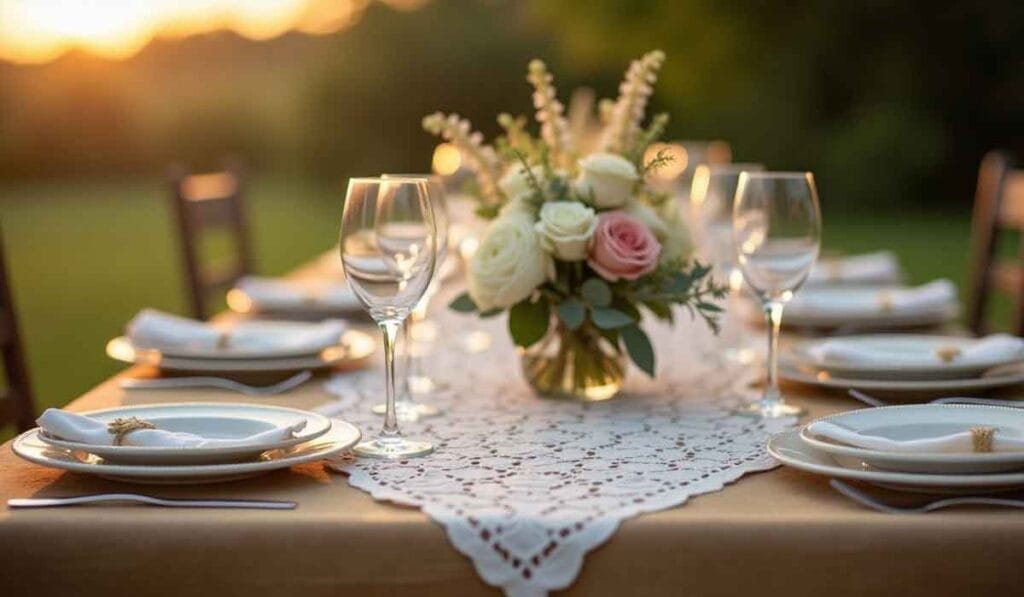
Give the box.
[0,0,1022,210]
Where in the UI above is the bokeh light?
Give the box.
[0,0,425,63]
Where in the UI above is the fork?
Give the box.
[847,388,1024,409]
[119,370,313,397]
[829,480,1024,514]
[8,493,297,510]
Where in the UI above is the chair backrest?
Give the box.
[967,150,1024,335]
[168,160,253,320]
[0,228,36,433]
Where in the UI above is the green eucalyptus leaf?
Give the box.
[508,296,550,347]
[621,324,655,377]
[557,297,586,330]
[580,278,613,307]
[696,301,724,313]
[590,307,635,330]
[449,293,478,313]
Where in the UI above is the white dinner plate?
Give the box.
[131,320,348,360]
[36,403,333,465]
[779,360,1024,401]
[767,430,1024,493]
[13,421,361,484]
[800,404,1024,474]
[777,287,958,331]
[106,329,376,374]
[789,335,1024,381]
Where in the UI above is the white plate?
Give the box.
[790,335,1024,381]
[36,403,333,465]
[13,421,361,484]
[777,287,958,330]
[106,329,376,374]
[130,321,348,360]
[779,360,1024,400]
[800,404,1024,474]
[767,430,1024,493]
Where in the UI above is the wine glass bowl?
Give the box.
[732,171,821,418]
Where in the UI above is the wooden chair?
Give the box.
[168,160,253,320]
[0,229,36,432]
[967,150,1024,335]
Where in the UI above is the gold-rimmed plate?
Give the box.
[106,329,376,374]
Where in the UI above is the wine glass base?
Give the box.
[738,401,804,419]
[371,401,441,421]
[353,437,434,459]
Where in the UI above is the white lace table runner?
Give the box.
[318,308,791,596]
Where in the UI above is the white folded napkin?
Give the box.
[807,334,1024,367]
[127,309,346,353]
[790,279,957,315]
[234,276,361,311]
[808,251,900,284]
[37,408,306,448]
[806,420,1024,454]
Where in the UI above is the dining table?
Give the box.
[1,254,1021,597]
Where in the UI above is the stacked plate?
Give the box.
[108,315,376,375]
[779,280,959,331]
[770,404,1024,493]
[12,403,360,484]
[781,334,1024,400]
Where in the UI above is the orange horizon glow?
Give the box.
[0,0,427,64]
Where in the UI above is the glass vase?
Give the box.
[520,320,627,402]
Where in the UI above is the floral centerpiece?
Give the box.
[423,50,725,401]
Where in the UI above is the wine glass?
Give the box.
[340,177,436,458]
[371,173,449,421]
[691,163,764,364]
[732,171,821,418]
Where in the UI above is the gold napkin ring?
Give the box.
[936,345,962,363]
[877,291,894,312]
[970,426,996,453]
[108,417,157,446]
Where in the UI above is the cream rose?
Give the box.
[534,201,597,261]
[575,153,639,208]
[498,164,547,203]
[469,212,552,310]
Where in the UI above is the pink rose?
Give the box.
[587,211,661,281]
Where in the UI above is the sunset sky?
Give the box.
[0,0,425,64]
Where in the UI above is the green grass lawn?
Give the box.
[0,177,977,436]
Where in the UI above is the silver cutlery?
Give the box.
[8,493,297,510]
[119,370,313,396]
[847,388,1024,409]
[829,480,1024,514]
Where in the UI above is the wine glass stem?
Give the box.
[763,300,785,407]
[399,320,414,404]
[380,320,402,438]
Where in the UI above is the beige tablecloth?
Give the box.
[1,259,1021,596]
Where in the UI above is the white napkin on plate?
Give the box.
[791,279,957,314]
[234,276,361,311]
[807,334,1024,367]
[806,420,1024,453]
[808,251,900,284]
[127,309,346,353]
[37,408,306,448]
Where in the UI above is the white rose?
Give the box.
[469,212,552,311]
[625,200,692,265]
[498,164,547,203]
[575,153,639,208]
[535,201,597,261]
